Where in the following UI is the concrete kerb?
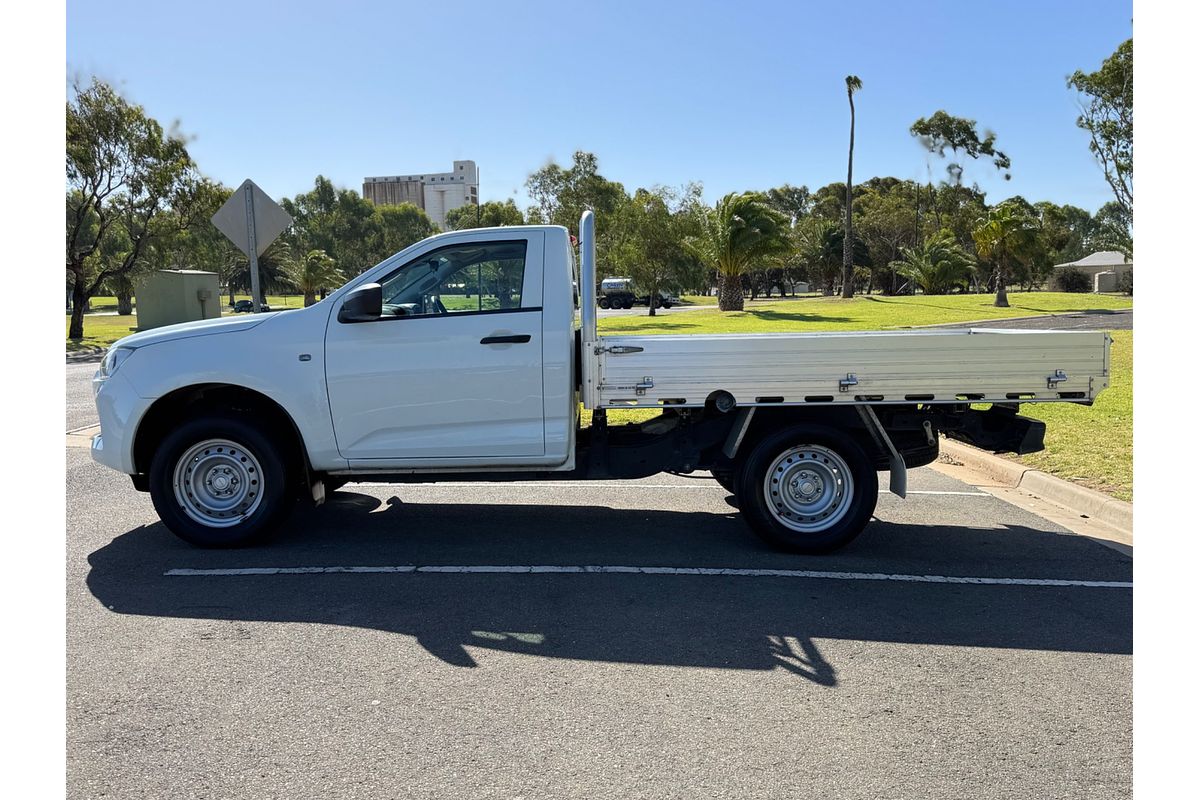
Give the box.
[939,438,1132,535]
[67,347,107,363]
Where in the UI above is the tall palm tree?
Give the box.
[972,204,1039,307]
[285,249,346,307]
[686,192,791,311]
[841,75,863,299]
[892,230,976,295]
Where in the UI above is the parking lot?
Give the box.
[66,363,1131,799]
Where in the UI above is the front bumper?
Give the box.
[90,370,150,475]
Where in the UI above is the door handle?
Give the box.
[480,334,531,345]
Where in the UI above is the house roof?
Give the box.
[1054,251,1131,269]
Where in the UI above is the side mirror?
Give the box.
[337,283,383,323]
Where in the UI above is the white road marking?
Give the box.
[343,481,989,497]
[164,564,1130,588]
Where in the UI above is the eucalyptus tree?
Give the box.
[842,75,863,298]
[972,203,1039,307]
[66,78,198,340]
[910,110,1010,230]
[1069,39,1132,217]
[686,192,791,311]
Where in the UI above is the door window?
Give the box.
[377,240,528,318]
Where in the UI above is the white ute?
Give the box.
[92,212,1111,553]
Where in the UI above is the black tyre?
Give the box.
[148,413,296,547]
[735,425,878,554]
[598,297,611,309]
[661,301,672,309]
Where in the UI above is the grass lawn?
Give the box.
[1013,330,1132,501]
[598,292,1132,335]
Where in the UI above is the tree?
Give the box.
[765,184,812,226]
[444,199,524,230]
[1069,39,1132,217]
[376,203,436,256]
[281,177,387,276]
[1089,201,1133,259]
[910,111,1010,231]
[893,230,976,295]
[795,219,869,296]
[612,185,703,316]
[855,180,919,294]
[686,192,791,311]
[284,249,345,307]
[972,202,1039,307]
[66,78,198,340]
[842,75,863,298]
[226,241,296,298]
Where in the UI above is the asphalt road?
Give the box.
[942,308,1133,331]
[68,439,1131,797]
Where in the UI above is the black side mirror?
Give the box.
[337,283,383,323]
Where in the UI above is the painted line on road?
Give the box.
[164,564,1130,588]
[344,481,990,497]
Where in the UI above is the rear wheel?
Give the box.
[148,414,296,547]
[735,425,878,554]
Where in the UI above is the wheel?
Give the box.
[598,297,611,309]
[735,425,878,554]
[148,413,296,547]
[623,297,635,309]
[711,469,737,494]
[661,301,672,309]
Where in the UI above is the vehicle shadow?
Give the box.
[742,309,854,325]
[86,492,1131,683]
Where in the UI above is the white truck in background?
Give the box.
[91,211,1111,553]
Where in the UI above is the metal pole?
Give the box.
[244,185,263,312]
[579,210,597,344]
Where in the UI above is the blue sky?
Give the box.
[66,0,1131,213]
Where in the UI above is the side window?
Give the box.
[378,240,527,318]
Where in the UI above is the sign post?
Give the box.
[212,179,292,313]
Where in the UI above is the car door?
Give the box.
[324,232,546,464]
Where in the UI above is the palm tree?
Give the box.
[972,204,1039,307]
[284,249,345,307]
[841,75,863,299]
[892,230,976,295]
[686,192,791,311]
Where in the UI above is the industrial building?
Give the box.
[363,160,479,227]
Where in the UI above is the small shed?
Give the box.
[135,270,222,330]
[1053,251,1132,292]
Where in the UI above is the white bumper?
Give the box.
[91,369,151,475]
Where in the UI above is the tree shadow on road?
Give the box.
[86,493,1131,683]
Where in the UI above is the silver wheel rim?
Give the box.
[172,438,265,528]
[763,444,854,533]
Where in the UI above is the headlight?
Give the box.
[99,347,134,378]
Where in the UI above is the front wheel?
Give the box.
[598,297,611,309]
[148,414,296,547]
[735,425,878,554]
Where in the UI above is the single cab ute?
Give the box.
[92,212,1111,553]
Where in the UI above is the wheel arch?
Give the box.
[132,383,311,488]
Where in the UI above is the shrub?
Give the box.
[1118,269,1133,295]
[1053,267,1092,293]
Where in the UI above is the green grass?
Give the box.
[65,315,141,352]
[1014,330,1132,501]
[598,292,1132,335]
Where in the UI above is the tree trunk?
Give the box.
[228,285,236,307]
[304,291,317,307]
[717,272,744,311]
[116,289,134,316]
[841,92,856,299]
[994,265,1010,307]
[68,278,87,340]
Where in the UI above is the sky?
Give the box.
[66,0,1131,214]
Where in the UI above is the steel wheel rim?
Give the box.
[763,444,854,533]
[172,438,264,528]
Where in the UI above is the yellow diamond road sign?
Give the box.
[211,179,292,258]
